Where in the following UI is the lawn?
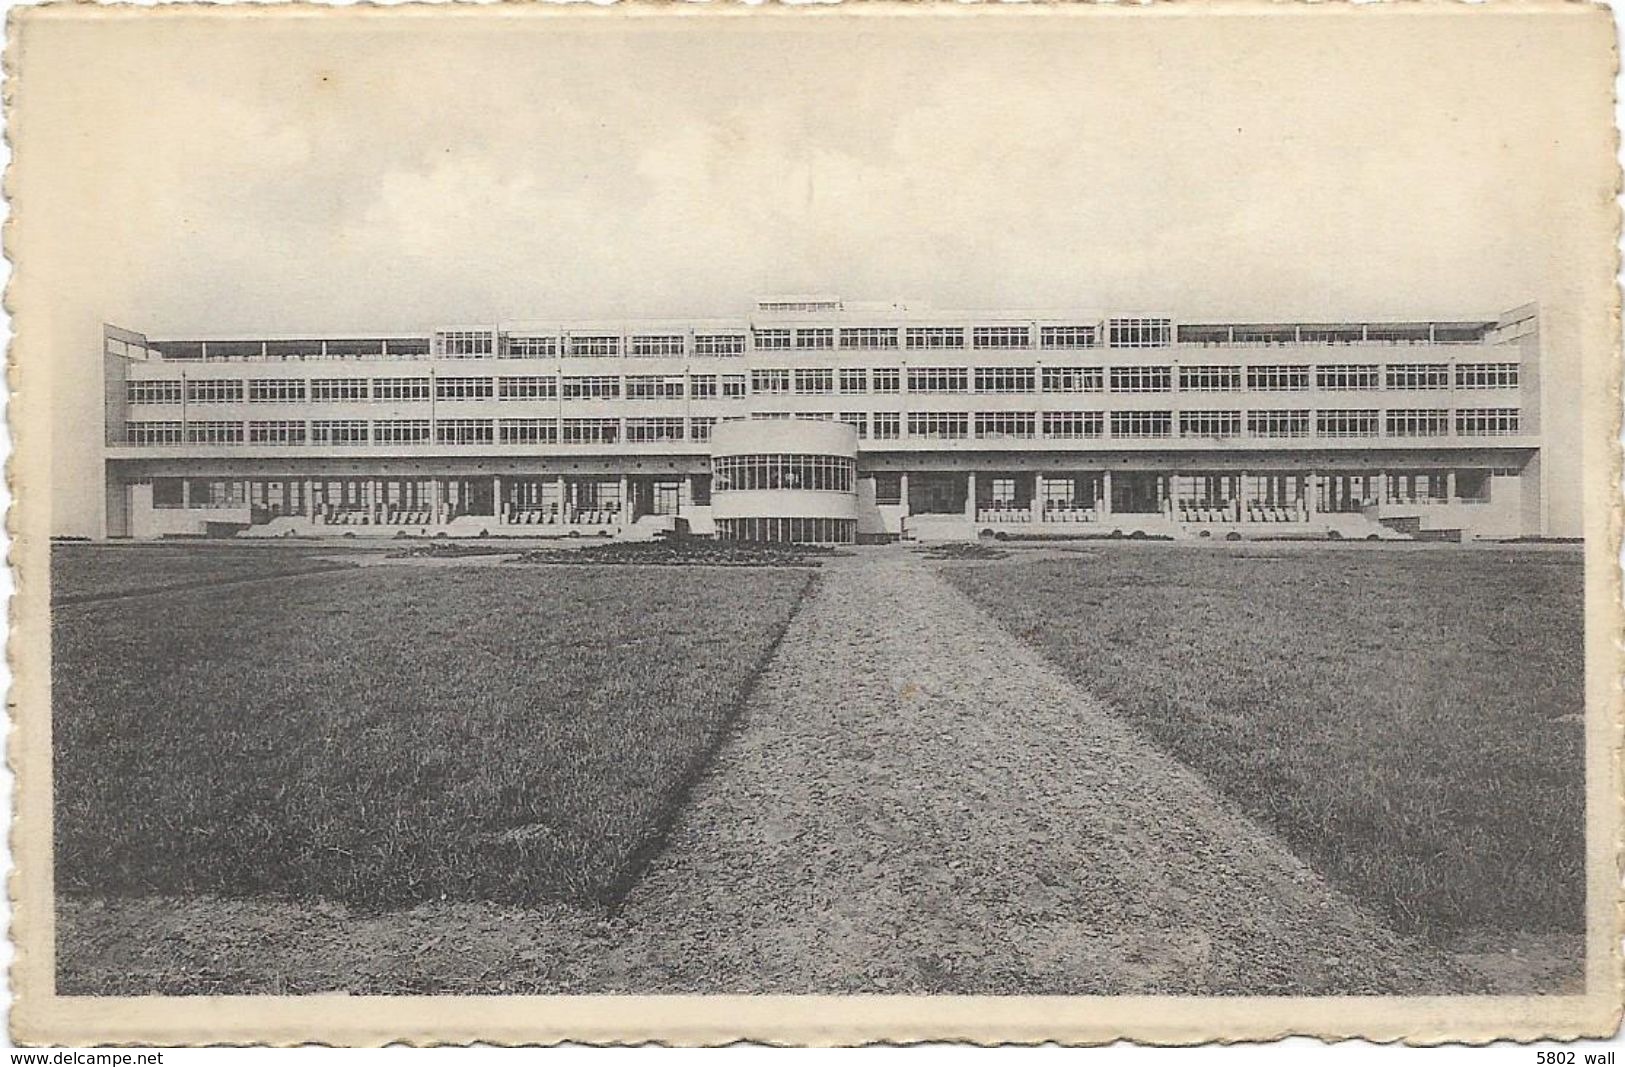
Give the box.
[50,543,362,604]
[54,563,812,907]
[941,545,1585,942]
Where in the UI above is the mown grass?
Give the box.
[50,543,360,604]
[54,564,811,907]
[942,545,1584,941]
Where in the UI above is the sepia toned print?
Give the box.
[8,2,1621,1045]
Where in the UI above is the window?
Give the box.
[248,420,306,445]
[374,418,431,443]
[1109,365,1173,392]
[308,378,369,402]
[626,417,686,443]
[127,380,182,404]
[435,330,493,357]
[690,374,718,399]
[752,328,792,351]
[1456,408,1521,436]
[246,379,306,403]
[1456,363,1521,389]
[124,421,183,445]
[839,327,898,349]
[498,375,558,400]
[715,517,857,544]
[1247,409,1311,438]
[839,411,868,438]
[1180,410,1242,438]
[1246,365,1311,391]
[973,326,1030,349]
[974,366,1036,393]
[907,366,968,393]
[1316,364,1381,391]
[436,376,494,401]
[562,418,620,444]
[839,368,868,394]
[436,418,494,445]
[1386,363,1450,389]
[872,412,901,440]
[905,327,964,349]
[1043,411,1104,439]
[186,420,244,444]
[630,335,685,357]
[626,375,686,400]
[562,375,621,400]
[151,478,184,506]
[694,334,746,356]
[1042,366,1104,393]
[1041,325,1098,349]
[871,368,901,393]
[370,377,430,402]
[1108,318,1172,347]
[795,368,834,395]
[690,416,718,442]
[1316,409,1380,438]
[498,418,559,445]
[907,412,968,439]
[711,454,856,493]
[310,419,369,445]
[567,335,620,357]
[975,412,1036,439]
[721,374,748,399]
[1385,408,1450,437]
[1110,410,1173,438]
[751,369,791,394]
[873,473,903,504]
[1179,365,1242,392]
[185,379,244,403]
[505,336,558,358]
[795,328,834,350]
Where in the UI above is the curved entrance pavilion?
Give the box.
[709,419,859,544]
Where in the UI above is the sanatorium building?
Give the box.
[102,295,1546,544]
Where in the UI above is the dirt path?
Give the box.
[56,548,1472,995]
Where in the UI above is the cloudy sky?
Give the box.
[15,7,1614,536]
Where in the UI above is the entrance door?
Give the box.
[653,481,681,516]
[909,473,965,515]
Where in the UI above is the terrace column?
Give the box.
[556,475,568,520]
[492,475,503,522]
[1446,470,1457,504]
[964,472,977,522]
[1100,471,1113,517]
[899,473,910,516]
[181,478,192,509]
[1303,474,1317,521]
[1031,472,1043,523]
[619,474,631,526]
[430,478,444,522]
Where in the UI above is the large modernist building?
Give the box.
[101,295,1545,543]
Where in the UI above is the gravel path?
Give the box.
[595,548,1472,995]
[56,548,1474,995]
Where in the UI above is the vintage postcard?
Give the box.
[6,1,1621,1047]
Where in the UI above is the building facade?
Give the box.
[101,295,1545,543]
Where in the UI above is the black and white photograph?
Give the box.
[8,2,1621,1047]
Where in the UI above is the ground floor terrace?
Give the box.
[107,450,1539,542]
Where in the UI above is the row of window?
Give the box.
[126,361,1522,406]
[119,407,1522,447]
[710,454,857,493]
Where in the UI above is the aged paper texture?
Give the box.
[7,0,1622,1046]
